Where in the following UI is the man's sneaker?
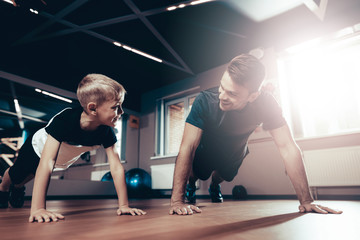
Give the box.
[208,184,223,203]
[9,185,25,208]
[0,191,9,208]
[185,183,196,204]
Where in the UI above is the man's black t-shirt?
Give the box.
[186,87,286,164]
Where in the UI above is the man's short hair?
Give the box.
[77,73,126,109]
[227,54,265,92]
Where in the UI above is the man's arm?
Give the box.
[269,124,342,214]
[29,135,65,223]
[105,145,146,216]
[169,123,203,215]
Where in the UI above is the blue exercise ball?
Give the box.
[101,171,113,181]
[125,168,152,198]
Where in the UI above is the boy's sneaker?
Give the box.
[185,183,196,204]
[208,184,223,203]
[0,191,10,208]
[9,185,25,208]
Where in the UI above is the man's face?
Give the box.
[218,71,259,111]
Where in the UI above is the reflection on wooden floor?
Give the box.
[0,199,358,240]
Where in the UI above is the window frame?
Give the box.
[155,92,198,157]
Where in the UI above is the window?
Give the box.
[114,119,122,156]
[277,24,360,138]
[165,100,185,154]
[114,115,127,162]
[165,95,196,154]
[156,93,197,156]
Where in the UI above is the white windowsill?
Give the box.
[248,130,360,144]
[92,163,110,167]
[150,153,178,160]
[92,160,126,167]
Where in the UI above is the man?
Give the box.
[169,54,342,215]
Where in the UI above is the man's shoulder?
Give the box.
[202,86,219,95]
[253,91,279,106]
[189,87,220,119]
[198,87,219,103]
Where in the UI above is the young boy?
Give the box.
[0,73,146,222]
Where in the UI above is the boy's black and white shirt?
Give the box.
[32,107,117,170]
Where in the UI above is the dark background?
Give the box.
[1,0,360,137]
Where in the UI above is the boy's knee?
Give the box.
[8,168,24,185]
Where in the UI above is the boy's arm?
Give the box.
[169,123,203,215]
[105,145,146,216]
[29,135,65,223]
[269,124,342,214]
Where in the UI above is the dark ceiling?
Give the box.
[1,0,360,137]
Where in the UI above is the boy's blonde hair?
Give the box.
[77,73,126,109]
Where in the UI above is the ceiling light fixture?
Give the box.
[30,8,39,14]
[167,6,177,11]
[190,0,214,5]
[14,99,21,113]
[121,45,162,63]
[131,48,163,63]
[13,99,25,129]
[2,0,13,5]
[113,41,122,47]
[167,0,214,12]
[35,88,73,103]
[122,45,132,51]
[3,1,39,14]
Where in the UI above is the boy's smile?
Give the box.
[96,100,124,127]
[82,99,124,130]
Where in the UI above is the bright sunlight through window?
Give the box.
[114,119,122,158]
[277,27,360,138]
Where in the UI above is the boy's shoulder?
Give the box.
[46,107,83,130]
[52,107,82,121]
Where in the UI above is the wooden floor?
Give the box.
[0,198,359,240]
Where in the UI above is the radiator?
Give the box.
[150,163,175,189]
[303,146,360,187]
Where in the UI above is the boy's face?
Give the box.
[218,71,259,111]
[95,99,124,127]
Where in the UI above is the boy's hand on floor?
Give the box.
[29,208,65,223]
[117,206,146,216]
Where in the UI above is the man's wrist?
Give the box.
[170,198,185,206]
[300,198,314,205]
